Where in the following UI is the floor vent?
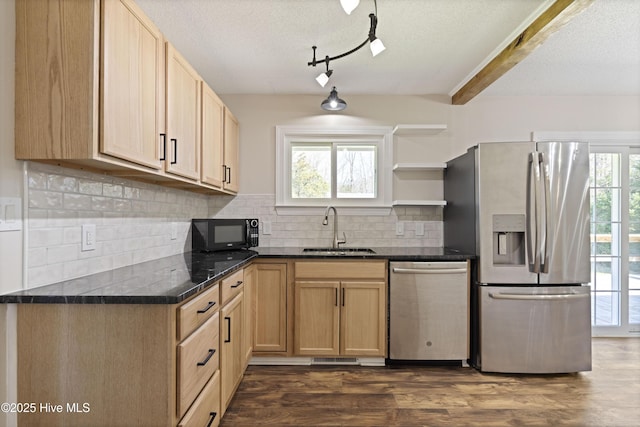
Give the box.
[312,357,358,365]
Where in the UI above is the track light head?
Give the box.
[321,87,347,111]
[316,70,333,87]
[369,38,385,56]
[340,0,360,14]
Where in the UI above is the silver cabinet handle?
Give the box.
[392,267,467,274]
[489,292,589,301]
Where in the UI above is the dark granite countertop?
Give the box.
[253,246,474,261]
[0,247,473,305]
[0,250,258,304]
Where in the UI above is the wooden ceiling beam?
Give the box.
[451,0,595,105]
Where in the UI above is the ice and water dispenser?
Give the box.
[492,214,526,265]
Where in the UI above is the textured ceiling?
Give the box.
[135,0,640,98]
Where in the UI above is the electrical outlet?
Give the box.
[0,197,22,232]
[82,224,96,251]
[263,221,272,235]
[396,221,404,236]
[415,222,425,236]
[171,222,178,240]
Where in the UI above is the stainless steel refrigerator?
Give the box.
[444,141,591,373]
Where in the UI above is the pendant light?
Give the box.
[321,87,347,111]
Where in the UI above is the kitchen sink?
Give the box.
[302,248,377,256]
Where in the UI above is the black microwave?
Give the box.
[191,218,259,252]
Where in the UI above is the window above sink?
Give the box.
[275,126,393,214]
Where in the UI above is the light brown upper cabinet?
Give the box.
[201,82,225,188]
[165,43,201,181]
[101,0,165,170]
[223,108,239,193]
[15,0,237,195]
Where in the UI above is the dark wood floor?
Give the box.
[221,338,640,426]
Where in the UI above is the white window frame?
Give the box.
[275,126,393,215]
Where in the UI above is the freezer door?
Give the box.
[477,142,538,284]
[536,141,591,284]
[479,285,592,373]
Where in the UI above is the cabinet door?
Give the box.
[220,292,243,416]
[101,0,164,169]
[254,263,287,353]
[294,281,339,356]
[340,281,386,357]
[222,108,239,193]
[201,82,224,188]
[166,42,200,180]
[242,265,255,369]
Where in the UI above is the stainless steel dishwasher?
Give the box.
[389,261,469,362]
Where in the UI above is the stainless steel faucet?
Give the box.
[323,206,346,249]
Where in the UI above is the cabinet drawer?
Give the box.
[221,269,244,305]
[177,312,219,418]
[177,284,220,341]
[295,261,386,280]
[178,370,221,427]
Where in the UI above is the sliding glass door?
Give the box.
[590,147,640,336]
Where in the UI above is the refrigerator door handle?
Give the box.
[539,152,551,273]
[526,152,541,273]
[488,292,589,301]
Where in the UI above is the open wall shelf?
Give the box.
[392,124,447,136]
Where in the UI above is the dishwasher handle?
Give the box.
[392,267,467,274]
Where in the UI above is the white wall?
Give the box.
[222,93,640,197]
[0,0,18,424]
[451,95,640,157]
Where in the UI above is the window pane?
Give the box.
[630,290,640,325]
[592,291,620,326]
[593,153,620,187]
[291,144,331,198]
[336,145,376,198]
[630,154,640,188]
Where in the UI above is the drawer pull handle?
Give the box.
[197,301,216,314]
[197,349,216,366]
[206,412,218,427]
[224,316,231,343]
[231,280,243,288]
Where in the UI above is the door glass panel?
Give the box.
[629,154,640,325]
[590,152,621,327]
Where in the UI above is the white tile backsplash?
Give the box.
[25,165,444,287]
[208,194,443,248]
[25,162,208,287]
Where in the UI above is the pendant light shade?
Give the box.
[340,0,360,14]
[321,87,347,111]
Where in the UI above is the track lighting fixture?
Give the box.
[321,87,347,111]
[308,0,384,87]
[340,0,360,15]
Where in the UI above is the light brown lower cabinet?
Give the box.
[15,266,254,426]
[293,260,387,357]
[178,371,221,427]
[252,261,289,354]
[220,292,244,416]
